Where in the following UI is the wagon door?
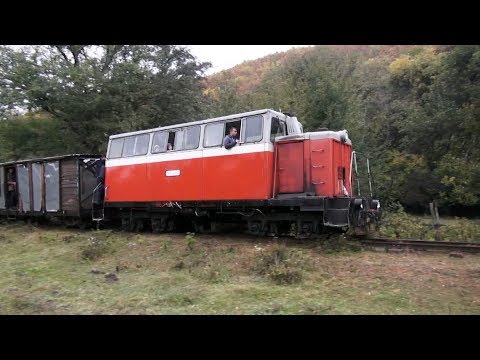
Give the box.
[32,162,43,212]
[16,163,31,213]
[45,161,60,212]
[0,166,5,209]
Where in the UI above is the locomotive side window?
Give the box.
[122,134,150,157]
[134,134,150,156]
[122,137,136,157]
[242,115,263,143]
[108,138,124,159]
[151,131,169,153]
[204,122,224,147]
[184,126,201,150]
[151,126,199,153]
[174,130,185,151]
[270,117,286,143]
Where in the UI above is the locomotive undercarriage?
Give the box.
[106,197,380,239]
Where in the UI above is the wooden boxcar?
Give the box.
[0,154,101,221]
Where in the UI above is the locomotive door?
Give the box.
[277,141,304,194]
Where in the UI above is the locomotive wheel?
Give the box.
[166,217,175,232]
[151,218,166,233]
[121,217,130,231]
[121,217,136,232]
[247,220,264,236]
[135,219,144,232]
[193,220,206,233]
[267,221,279,237]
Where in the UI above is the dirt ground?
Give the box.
[0,223,478,314]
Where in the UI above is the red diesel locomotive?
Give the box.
[102,109,380,236]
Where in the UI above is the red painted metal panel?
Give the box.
[105,163,148,202]
[310,139,333,197]
[203,151,269,200]
[105,150,272,203]
[309,138,352,197]
[343,143,352,196]
[277,141,304,194]
[148,157,203,201]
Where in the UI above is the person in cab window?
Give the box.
[167,143,173,151]
[223,127,239,149]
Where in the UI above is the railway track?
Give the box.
[360,237,480,254]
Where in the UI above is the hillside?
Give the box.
[205,46,311,96]
[204,45,480,212]
[204,45,428,96]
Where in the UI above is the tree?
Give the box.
[0,45,211,154]
[205,45,480,210]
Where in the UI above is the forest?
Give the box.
[1,45,479,213]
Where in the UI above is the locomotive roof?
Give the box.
[0,154,101,166]
[275,131,352,145]
[109,109,288,140]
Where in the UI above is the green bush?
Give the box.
[379,206,433,239]
[185,232,196,251]
[253,246,308,285]
[441,218,480,242]
[379,205,480,241]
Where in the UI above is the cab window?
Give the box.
[122,134,150,157]
[108,138,124,159]
[242,115,263,143]
[152,126,200,152]
[225,119,241,143]
[151,131,169,153]
[270,117,286,143]
[204,122,224,147]
[134,134,150,155]
[184,126,201,150]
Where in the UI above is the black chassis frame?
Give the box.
[104,196,375,230]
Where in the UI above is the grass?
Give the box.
[0,222,479,314]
